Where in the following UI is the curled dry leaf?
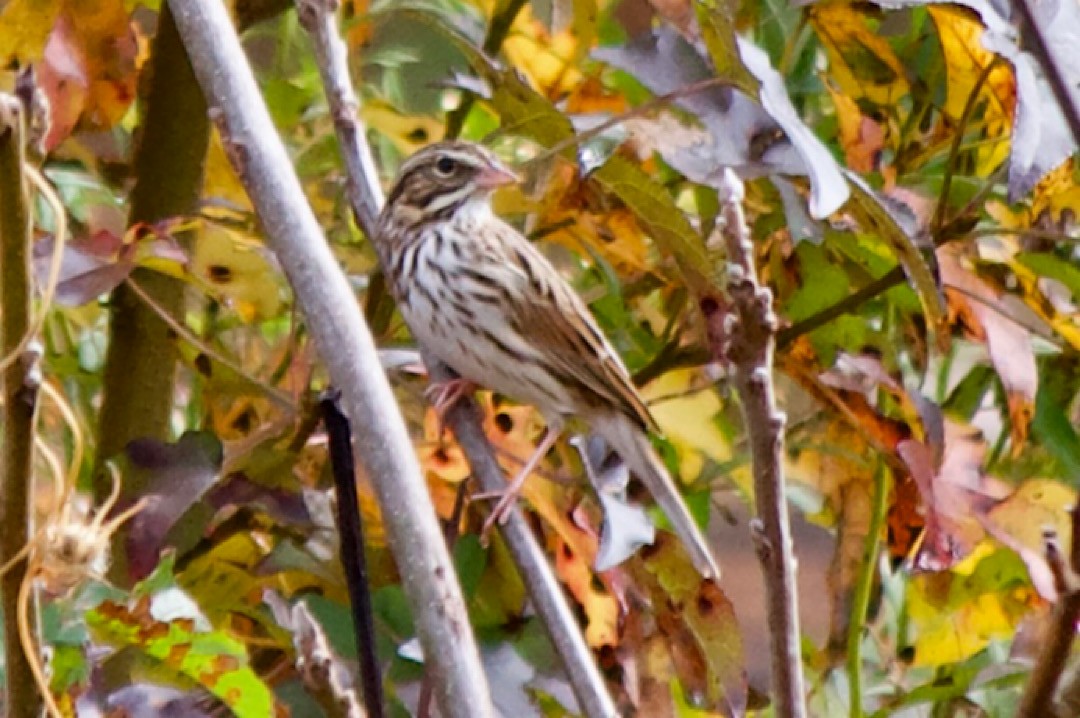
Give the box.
[939,244,1038,451]
[897,420,1010,571]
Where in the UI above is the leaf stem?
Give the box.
[846,463,890,718]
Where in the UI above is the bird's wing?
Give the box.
[485,221,658,433]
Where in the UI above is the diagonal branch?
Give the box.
[164,2,493,716]
[296,2,618,715]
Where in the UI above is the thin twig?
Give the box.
[295,2,618,715]
[1017,505,1080,718]
[705,169,806,717]
[166,3,494,716]
[0,163,66,375]
[845,463,890,718]
[520,77,736,168]
[124,276,298,410]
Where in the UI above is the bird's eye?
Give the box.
[434,156,456,176]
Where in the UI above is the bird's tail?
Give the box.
[592,412,720,579]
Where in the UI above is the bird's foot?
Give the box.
[424,377,477,437]
[474,428,561,543]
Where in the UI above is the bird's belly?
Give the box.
[401,276,571,417]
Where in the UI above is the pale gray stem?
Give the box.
[709,169,806,717]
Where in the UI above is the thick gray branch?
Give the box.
[295,2,617,714]
[164,2,493,716]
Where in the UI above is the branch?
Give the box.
[1012,0,1080,145]
[295,2,618,715]
[703,169,806,717]
[97,2,208,527]
[1018,505,1080,718]
[164,3,494,716]
[0,93,42,718]
[322,395,382,718]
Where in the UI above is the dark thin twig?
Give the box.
[777,267,905,349]
[930,56,1003,237]
[321,393,384,718]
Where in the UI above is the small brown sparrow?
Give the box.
[375,140,719,579]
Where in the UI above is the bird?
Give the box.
[374,139,720,580]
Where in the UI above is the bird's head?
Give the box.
[382,140,519,224]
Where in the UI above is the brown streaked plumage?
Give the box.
[375,140,719,579]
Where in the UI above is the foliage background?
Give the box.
[0,0,1078,715]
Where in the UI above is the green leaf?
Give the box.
[1016,251,1080,299]
[1033,386,1080,484]
[453,534,488,599]
[844,172,948,349]
[87,600,274,717]
[694,0,758,94]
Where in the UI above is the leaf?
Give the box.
[844,172,949,350]
[123,432,224,580]
[867,0,1078,199]
[905,549,1034,667]
[1032,387,1080,483]
[928,5,1014,173]
[897,421,1003,571]
[0,0,61,66]
[192,222,284,322]
[809,2,910,106]
[1015,251,1080,301]
[263,592,364,717]
[984,478,1075,600]
[38,0,140,150]
[939,245,1038,449]
[596,26,849,219]
[641,534,746,712]
[693,0,757,95]
[87,598,275,717]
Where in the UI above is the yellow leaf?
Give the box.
[361,102,444,156]
[191,223,283,322]
[809,2,910,106]
[0,0,61,66]
[988,479,1075,557]
[929,5,1013,173]
[643,369,730,480]
[907,549,1033,666]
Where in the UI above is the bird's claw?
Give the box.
[425,378,477,436]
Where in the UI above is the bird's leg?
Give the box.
[478,427,561,539]
[424,377,478,437]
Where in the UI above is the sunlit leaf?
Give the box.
[87,598,275,716]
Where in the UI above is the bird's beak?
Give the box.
[475,163,520,189]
